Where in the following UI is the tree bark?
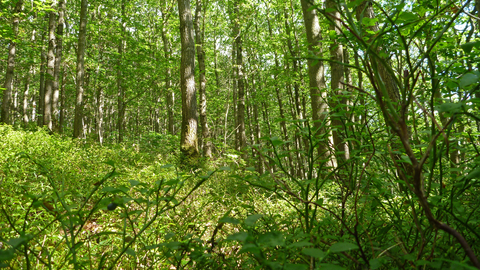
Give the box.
[234,0,246,157]
[326,0,348,162]
[116,0,126,142]
[178,0,199,164]
[300,0,329,159]
[1,0,23,124]
[37,19,47,127]
[52,0,65,132]
[160,6,175,135]
[73,0,88,138]
[195,0,212,157]
[44,8,56,131]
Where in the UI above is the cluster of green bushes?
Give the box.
[1,125,479,269]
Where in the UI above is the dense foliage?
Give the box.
[1,0,480,269]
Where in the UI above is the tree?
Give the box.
[44,5,57,131]
[73,0,88,138]
[160,1,175,135]
[195,0,212,157]
[300,0,329,160]
[1,0,23,124]
[178,0,199,163]
[52,0,65,132]
[233,0,246,157]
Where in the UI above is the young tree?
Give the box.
[116,0,126,143]
[233,0,246,156]
[160,4,175,135]
[52,0,65,132]
[73,0,88,138]
[178,0,199,163]
[44,5,56,131]
[1,0,23,124]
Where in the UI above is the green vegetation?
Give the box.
[1,124,479,269]
[1,0,480,269]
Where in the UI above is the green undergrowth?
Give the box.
[1,125,479,270]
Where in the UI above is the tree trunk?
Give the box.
[23,21,37,128]
[73,0,88,138]
[59,65,66,133]
[234,0,246,157]
[44,9,56,131]
[326,0,348,162]
[1,0,23,124]
[160,7,175,135]
[300,0,329,159]
[52,0,65,132]
[117,0,126,143]
[37,20,47,127]
[194,0,212,158]
[178,0,199,164]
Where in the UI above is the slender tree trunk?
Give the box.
[52,0,64,132]
[195,0,212,157]
[1,0,23,124]
[300,0,329,159]
[117,0,126,142]
[73,0,88,138]
[59,65,66,133]
[234,0,246,157]
[178,0,199,163]
[23,67,32,127]
[37,19,47,127]
[160,10,175,135]
[23,22,36,128]
[44,8,56,130]
[326,0,348,162]
[95,66,104,144]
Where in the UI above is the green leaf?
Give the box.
[459,73,479,89]
[284,264,309,270]
[436,102,464,113]
[329,242,358,253]
[129,180,140,186]
[239,243,260,254]
[245,214,263,226]
[461,40,480,54]
[302,248,326,259]
[362,17,378,27]
[160,164,174,168]
[104,160,115,167]
[258,232,284,247]
[288,241,313,248]
[400,155,412,165]
[466,168,480,180]
[396,12,418,24]
[0,248,15,261]
[319,263,346,270]
[227,231,249,242]
[219,216,240,224]
[270,136,283,147]
[7,237,26,248]
[125,248,136,257]
[219,166,231,171]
